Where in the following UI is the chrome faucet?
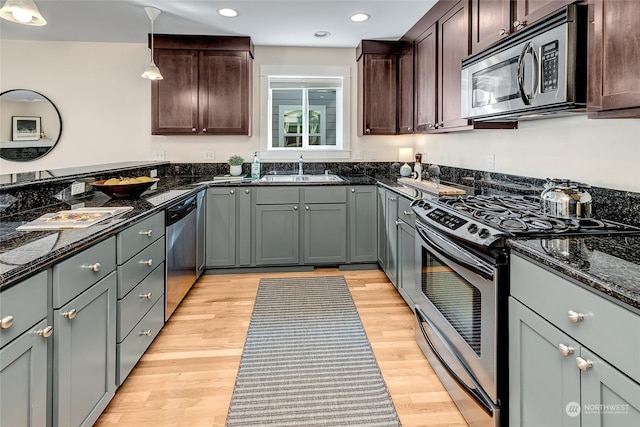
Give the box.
[298,154,304,175]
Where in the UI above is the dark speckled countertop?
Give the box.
[508,236,640,312]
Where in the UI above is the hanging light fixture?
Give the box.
[0,0,47,26]
[141,6,163,81]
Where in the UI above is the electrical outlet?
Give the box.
[370,150,377,160]
[149,169,157,178]
[487,154,495,171]
[70,182,85,196]
[153,150,165,161]
[204,150,215,161]
[352,150,363,160]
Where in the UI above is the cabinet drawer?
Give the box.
[398,196,415,228]
[117,237,165,298]
[117,297,164,385]
[255,187,299,204]
[53,237,116,308]
[303,186,347,203]
[117,211,165,264]
[117,263,164,341]
[511,254,640,383]
[0,270,48,348]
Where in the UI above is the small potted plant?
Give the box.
[228,155,244,176]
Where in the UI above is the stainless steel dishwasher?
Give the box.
[165,194,198,321]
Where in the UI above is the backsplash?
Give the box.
[2,161,639,228]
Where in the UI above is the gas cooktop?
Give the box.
[412,195,640,248]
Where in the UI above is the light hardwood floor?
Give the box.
[95,268,467,427]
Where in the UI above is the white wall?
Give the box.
[1,39,639,192]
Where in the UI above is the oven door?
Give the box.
[414,222,499,426]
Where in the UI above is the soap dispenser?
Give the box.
[251,152,261,179]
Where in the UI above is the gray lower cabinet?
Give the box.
[255,203,300,265]
[302,187,347,265]
[52,236,117,427]
[397,218,416,307]
[510,254,640,427]
[378,187,403,286]
[0,270,50,427]
[348,186,378,263]
[377,187,387,269]
[196,189,206,276]
[206,187,251,267]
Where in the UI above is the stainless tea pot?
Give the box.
[541,179,593,219]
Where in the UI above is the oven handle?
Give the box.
[416,307,494,417]
[517,41,539,105]
[416,223,495,280]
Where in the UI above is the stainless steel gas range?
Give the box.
[410,194,640,427]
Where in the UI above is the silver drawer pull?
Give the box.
[139,230,153,237]
[576,357,593,371]
[36,326,53,338]
[1,315,14,329]
[62,309,77,320]
[567,310,584,323]
[82,262,101,272]
[351,188,356,193]
[139,292,153,300]
[403,211,413,216]
[245,189,250,194]
[395,220,402,226]
[139,330,152,337]
[230,189,235,194]
[139,259,153,267]
[558,344,575,357]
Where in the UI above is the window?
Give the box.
[268,76,342,150]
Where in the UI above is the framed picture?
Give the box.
[12,116,41,141]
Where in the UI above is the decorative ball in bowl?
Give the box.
[89,177,160,198]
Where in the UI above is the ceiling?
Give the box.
[0,0,438,48]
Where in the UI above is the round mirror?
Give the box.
[0,89,62,162]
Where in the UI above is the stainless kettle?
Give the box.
[541,179,592,219]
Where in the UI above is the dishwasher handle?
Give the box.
[166,196,197,226]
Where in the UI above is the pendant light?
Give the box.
[141,6,163,81]
[0,0,47,26]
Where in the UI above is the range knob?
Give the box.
[478,228,492,239]
[467,223,479,234]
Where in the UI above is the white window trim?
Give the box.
[260,65,351,161]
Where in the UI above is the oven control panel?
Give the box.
[411,199,507,247]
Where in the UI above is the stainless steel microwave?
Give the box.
[461,5,587,121]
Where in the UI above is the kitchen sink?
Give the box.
[259,174,344,183]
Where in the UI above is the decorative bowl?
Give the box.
[89,178,159,198]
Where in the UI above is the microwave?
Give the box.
[461,5,587,121]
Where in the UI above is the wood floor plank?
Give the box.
[95,268,467,427]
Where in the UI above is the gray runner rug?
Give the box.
[225,276,401,427]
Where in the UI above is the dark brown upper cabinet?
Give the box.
[150,35,253,135]
[397,43,415,134]
[414,23,437,132]
[356,41,401,136]
[587,0,640,118]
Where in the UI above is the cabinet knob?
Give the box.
[1,315,14,329]
[245,189,250,194]
[567,310,584,323]
[139,330,152,337]
[202,129,207,133]
[36,326,53,338]
[139,259,153,267]
[427,123,435,129]
[558,343,575,357]
[403,210,413,216]
[513,20,525,29]
[230,189,235,194]
[365,128,371,134]
[390,197,397,201]
[62,309,77,320]
[293,205,298,211]
[305,206,310,211]
[139,230,153,237]
[499,28,506,36]
[351,188,356,193]
[82,262,101,272]
[139,292,153,300]
[192,128,197,132]
[576,357,593,371]
[395,220,402,226]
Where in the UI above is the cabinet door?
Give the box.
[199,51,251,135]
[349,186,378,263]
[0,319,49,427]
[509,297,581,427]
[206,188,237,267]
[470,0,512,53]
[303,203,347,264]
[54,272,116,427]
[152,49,199,134]
[587,0,640,117]
[397,220,416,308]
[414,23,438,132]
[385,191,399,286]
[580,347,640,427]
[255,204,299,265]
[398,45,415,134]
[196,189,206,276]
[376,187,387,269]
[358,54,398,135]
[514,0,574,31]
[237,187,252,266]
[438,0,471,130]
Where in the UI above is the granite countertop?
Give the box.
[508,236,640,312]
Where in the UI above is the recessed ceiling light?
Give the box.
[218,8,238,18]
[314,31,331,38]
[350,13,370,22]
